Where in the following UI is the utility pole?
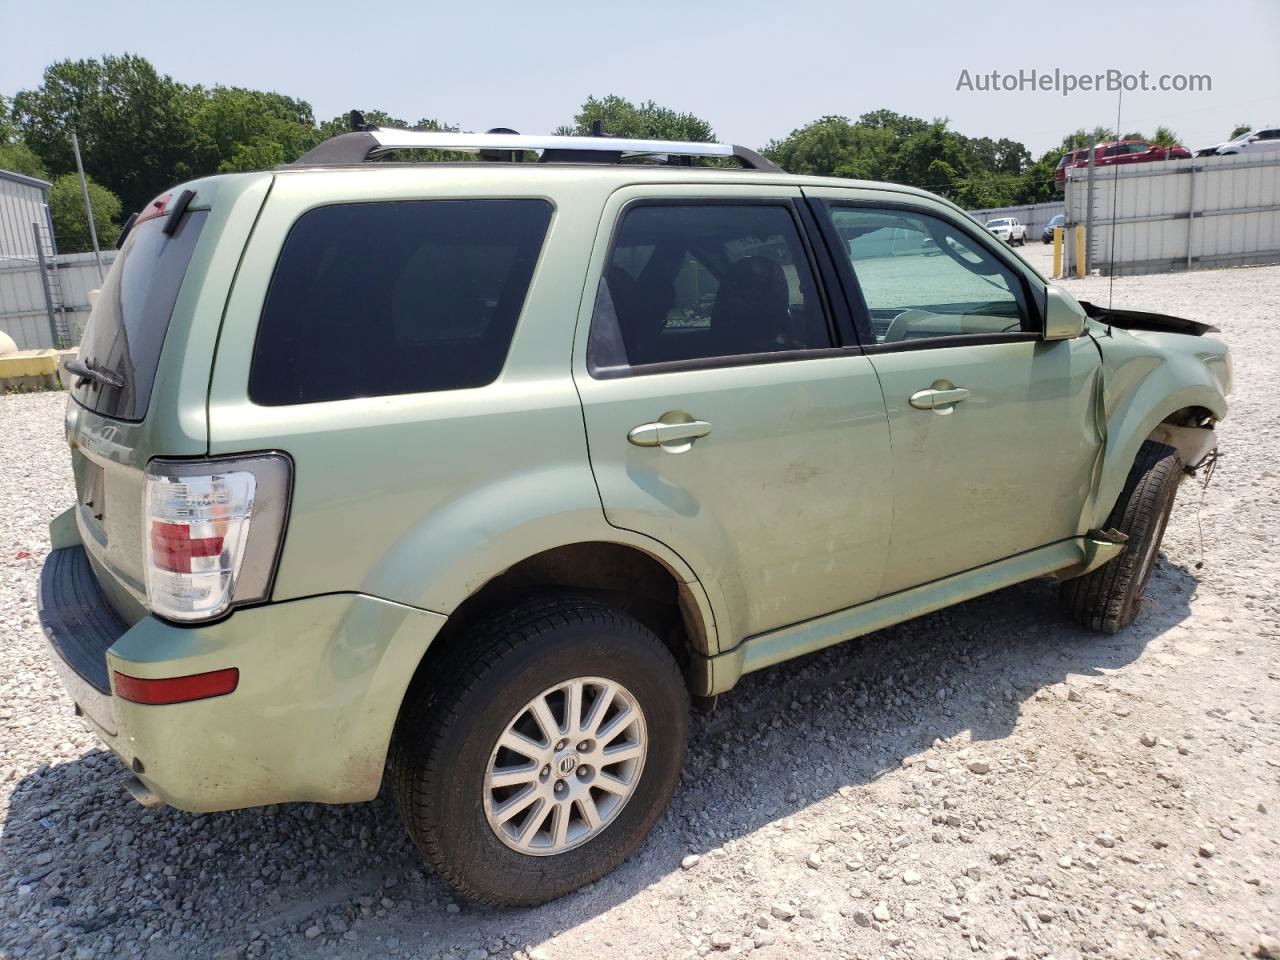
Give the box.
[1084,139,1097,276]
[70,129,105,283]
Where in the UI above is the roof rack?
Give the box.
[287,127,782,172]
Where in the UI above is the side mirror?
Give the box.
[1043,284,1088,340]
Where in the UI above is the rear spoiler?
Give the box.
[1079,300,1219,336]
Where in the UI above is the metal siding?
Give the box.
[0,251,116,348]
[1068,151,1280,275]
[0,174,51,261]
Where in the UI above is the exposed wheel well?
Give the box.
[1159,406,1216,429]
[1149,406,1218,469]
[412,542,709,692]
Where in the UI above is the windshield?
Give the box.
[1048,215,1065,227]
[986,219,1011,227]
[71,210,207,422]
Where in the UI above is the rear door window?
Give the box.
[72,210,208,422]
[250,199,552,406]
[587,203,830,375]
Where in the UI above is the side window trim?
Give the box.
[803,197,874,348]
[793,199,862,350]
[587,196,845,379]
[810,197,1046,353]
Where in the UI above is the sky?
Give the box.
[1,0,1278,157]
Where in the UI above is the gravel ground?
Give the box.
[2,260,1278,960]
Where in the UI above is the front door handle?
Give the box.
[909,387,970,411]
[628,419,713,449]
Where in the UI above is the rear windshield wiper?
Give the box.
[64,358,125,390]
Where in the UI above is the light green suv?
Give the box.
[38,127,1231,906]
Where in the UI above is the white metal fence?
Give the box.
[0,250,113,349]
[0,169,81,349]
[1064,149,1280,276]
[965,200,1064,239]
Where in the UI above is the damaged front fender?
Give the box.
[1090,324,1229,531]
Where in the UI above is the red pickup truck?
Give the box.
[1054,140,1191,191]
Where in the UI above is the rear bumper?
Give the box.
[38,545,447,812]
[38,546,124,735]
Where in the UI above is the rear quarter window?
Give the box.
[249,199,553,406]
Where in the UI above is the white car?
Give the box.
[986,217,1026,246]
[1196,127,1280,157]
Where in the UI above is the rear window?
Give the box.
[72,210,208,422]
[249,199,552,406]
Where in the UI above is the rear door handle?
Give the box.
[908,387,970,411]
[628,419,713,449]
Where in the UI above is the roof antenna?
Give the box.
[1107,89,1123,310]
[349,110,377,132]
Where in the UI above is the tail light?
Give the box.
[144,455,291,622]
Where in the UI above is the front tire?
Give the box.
[392,597,689,906]
[1060,440,1184,633]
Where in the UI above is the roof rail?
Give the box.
[286,128,782,172]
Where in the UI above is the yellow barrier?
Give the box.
[1052,227,1063,278]
[1075,226,1087,279]
[0,349,58,378]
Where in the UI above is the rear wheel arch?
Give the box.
[400,541,716,707]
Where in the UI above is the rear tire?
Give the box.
[1060,440,1183,633]
[391,597,689,906]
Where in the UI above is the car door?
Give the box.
[572,184,894,645]
[805,188,1104,596]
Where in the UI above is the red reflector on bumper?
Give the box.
[113,668,239,705]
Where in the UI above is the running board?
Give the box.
[692,537,1122,696]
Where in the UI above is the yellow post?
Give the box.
[1075,225,1087,278]
[1052,227,1063,278]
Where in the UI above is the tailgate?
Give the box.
[63,173,273,622]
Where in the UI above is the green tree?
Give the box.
[317,111,452,136]
[763,110,1038,204]
[313,111,463,162]
[48,172,121,252]
[762,116,895,179]
[1151,126,1180,147]
[887,122,976,195]
[856,109,929,141]
[965,136,1031,176]
[1229,123,1251,139]
[0,94,48,178]
[557,95,715,142]
[1056,127,1116,153]
[12,54,198,213]
[0,141,49,179]
[0,94,17,143]
[191,87,318,173]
